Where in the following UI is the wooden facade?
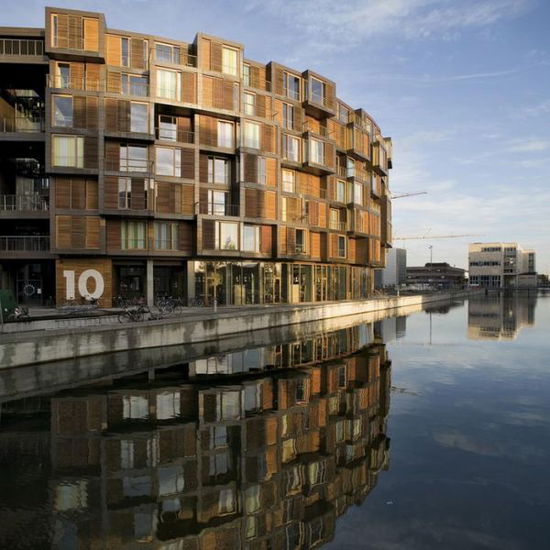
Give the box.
[0,7,392,306]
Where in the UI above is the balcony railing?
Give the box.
[152,48,197,68]
[105,158,154,174]
[48,75,103,92]
[0,236,50,252]
[329,220,347,232]
[0,38,44,56]
[0,115,45,133]
[156,127,194,144]
[0,194,49,211]
[199,202,239,216]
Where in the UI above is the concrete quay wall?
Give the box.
[0,292,472,369]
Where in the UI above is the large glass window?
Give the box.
[242,225,260,252]
[217,121,234,148]
[208,190,228,215]
[155,222,178,250]
[336,179,346,202]
[282,169,295,193]
[156,69,180,100]
[222,47,238,76]
[158,115,177,141]
[284,135,300,162]
[282,103,294,130]
[121,37,130,67]
[118,177,131,208]
[155,147,181,176]
[310,77,325,104]
[53,95,73,127]
[52,135,83,167]
[121,220,146,249]
[130,102,148,133]
[243,64,251,86]
[121,74,148,97]
[120,145,148,172]
[56,63,70,89]
[243,92,255,116]
[216,222,239,250]
[244,121,260,149]
[156,43,180,64]
[284,73,300,100]
[296,229,306,253]
[354,181,363,204]
[257,157,266,185]
[310,138,324,164]
[208,157,229,184]
[338,235,346,257]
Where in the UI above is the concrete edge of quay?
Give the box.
[0,290,477,369]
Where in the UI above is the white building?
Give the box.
[468,242,536,289]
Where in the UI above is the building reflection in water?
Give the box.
[468,293,537,340]
[0,323,391,549]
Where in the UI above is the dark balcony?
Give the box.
[0,194,49,217]
[0,91,45,139]
[0,38,44,59]
[199,201,239,216]
[0,235,51,256]
[105,158,154,176]
[155,126,194,144]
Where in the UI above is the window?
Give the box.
[130,103,148,133]
[121,37,130,67]
[310,138,324,164]
[243,64,251,86]
[296,229,306,253]
[284,73,300,100]
[339,104,349,124]
[52,14,58,48]
[208,157,230,184]
[244,121,261,149]
[217,121,234,148]
[210,426,228,449]
[158,115,177,141]
[295,378,306,401]
[121,220,146,249]
[118,177,131,208]
[56,63,70,88]
[282,103,294,130]
[336,179,346,202]
[284,135,300,162]
[218,488,236,514]
[329,208,340,230]
[346,157,355,177]
[156,43,180,64]
[242,225,260,252]
[156,147,181,176]
[307,461,327,485]
[282,169,295,193]
[354,181,363,204]
[120,145,148,172]
[338,235,346,257]
[52,135,83,167]
[121,74,148,97]
[53,95,72,127]
[156,69,180,100]
[222,46,238,76]
[215,221,239,250]
[243,92,255,116]
[155,222,178,250]
[257,157,266,184]
[310,77,325,104]
[207,190,227,215]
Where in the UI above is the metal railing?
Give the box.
[307,92,334,109]
[0,38,44,56]
[105,158,154,173]
[199,202,239,216]
[152,47,197,68]
[48,75,103,92]
[0,236,50,252]
[156,127,194,143]
[0,195,49,211]
[329,220,347,232]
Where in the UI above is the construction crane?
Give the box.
[391,191,427,199]
[393,234,483,240]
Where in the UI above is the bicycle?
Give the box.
[187,296,204,307]
[7,305,30,322]
[117,304,150,323]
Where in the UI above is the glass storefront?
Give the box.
[191,261,371,306]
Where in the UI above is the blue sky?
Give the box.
[5,0,550,273]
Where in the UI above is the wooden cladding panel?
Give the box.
[272,66,284,96]
[73,96,98,130]
[83,18,99,51]
[56,258,112,307]
[55,177,98,210]
[106,35,121,65]
[181,149,195,180]
[202,75,235,111]
[182,72,197,104]
[266,157,277,187]
[202,219,215,249]
[260,225,272,254]
[310,232,321,259]
[245,189,276,220]
[247,64,267,90]
[55,215,100,249]
[324,142,336,170]
[104,176,118,209]
[261,125,276,154]
[157,183,194,214]
[243,154,257,183]
[179,222,194,254]
[104,141,119,171]
[325,81,336,111]
[84,137,98,169]
[131,38,147,70]
[348,238,357,263]
[199,116,217,147]
[106,219,121,250]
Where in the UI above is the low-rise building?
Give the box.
[468,242,536,289]
[406,262,466,289]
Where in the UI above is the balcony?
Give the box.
[105,158,155,176]
[0,194,49,215]
[0,38,44,58]
[199,202,239,216]
[155,127,194,144]
[152,47,197,68]
[48,74,102,92]
[329,220,347,232]
[0,236,51,256]
[303,74,336,118]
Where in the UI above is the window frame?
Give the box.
[121,37,130,67]
[154,221,179,250]
[284,135,301,162]
[156,68,181,101]
[242,225,260,253]
[155,42,180,64]
[295,229,306,254]
[121,220,146,250]
[52,135,84,168]
[310,138,324,165]
[217,120,234,148]
[337,235,346,258]
[208,156,230,185]
[243,92,255,116]
[52,95,73,128]
[155,146,181,177]
[244,121,261,149]
[257,157,266,185]
[222,46,238,76]
[282,169,295,193]
[215,221,239,250]
[130,102,148,133]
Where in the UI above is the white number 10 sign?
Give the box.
[63,269,105,300]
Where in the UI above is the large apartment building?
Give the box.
[469,242,536,289]
[0,7,392,307]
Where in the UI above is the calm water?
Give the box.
[0,293,549,549]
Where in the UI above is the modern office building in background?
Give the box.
[0,7,392,307]
[375,247,406,288]
[406,262,466,289]
[469,243,536,289]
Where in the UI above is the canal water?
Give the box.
[0,293,548,549]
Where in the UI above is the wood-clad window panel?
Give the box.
[106,35,121,65]
[131,38,147,70]
[83,18,99,51]
[182,72,197,104]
